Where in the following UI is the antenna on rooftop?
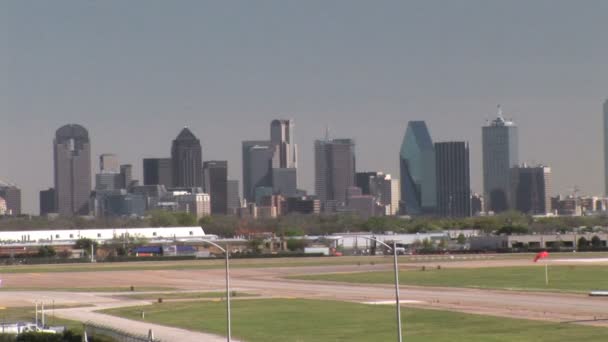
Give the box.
[497,104,504,120]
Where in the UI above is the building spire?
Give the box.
[324,125,330,141]
[497,104,504,120]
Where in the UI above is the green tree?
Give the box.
[495,225,529,236]
[286,238,307,251]
[148,210,178,227]
[74,238,98,255]
[37,245,56,257]
[577,236,589,249]
[173,212,198,226]
[457,233,466,245]
[591,235,602,248]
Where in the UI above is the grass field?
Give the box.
[0,255,489,274]
[291,265,608,292]
[0,306,85,332]
[120,291,256,300]
[101,299,608,342]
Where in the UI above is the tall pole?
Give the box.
[226,245,231,342]
[393,241,403,342]
[545,262,549,286]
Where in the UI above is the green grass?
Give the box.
[120,291,256,300]
[0,253,535,274]
[101,299,608,342]
[0,306,85,332]
[291,265,608,292]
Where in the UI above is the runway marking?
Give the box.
[552,258,608,263]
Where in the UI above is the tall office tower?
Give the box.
[226,180,240,214]
[120,164,133,188]
[314,138,356,208]
[54,124,92,216]
[369,174,401,215]
[270,119,298,197]
[0,181,21,216]
[242,141,277,202]
[399,121,436,215]
[435,141,471,217]
[272,168,297,197]
[356,171,384,195]
[270,119,297,168]
[203,161,228,215]
[171,127,203,188]
[604,100,608,195]
[143,158,172,187]
[511,164,552,215]
[99,154,119,173]
[482,106,518,213]
[39,188,56,216]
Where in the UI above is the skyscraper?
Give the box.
[171,127,203,188]
[203,161,228,215]
[482,106,518,213]
[99,154,119,173]
[399,121,436,215]
[0,181,21,216]
[120,164,133,189]
[435,141,471,217]
[54,124,92,216]
[39,188,56,216]
[242,140,277,202]
[356,171,384,195]
[511,164,552,215]
[270,119,297,168]
[604,100,608,195]
[226,180,240,214]
[143,158,172,187]
[369,173,401,216]
[314,138,356,208]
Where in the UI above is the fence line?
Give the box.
[84,321,161,342]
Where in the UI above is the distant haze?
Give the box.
[1,1,607,214]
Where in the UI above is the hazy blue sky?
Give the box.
[2,1,608,214]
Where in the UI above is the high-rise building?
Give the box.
[482,106,518,213]
[99,154,119,173]
[435,141,471,217]
[270,119,297,169]
[242,140,277,202]
[0,181,21,216]
[54,124,92,216]
[120,164,133,189]
[314,138,356,209]
[604,100,608,196]
[272,168,297,197]
[95,173,123,191]
[399,121,436,215]
[143,158,172,188]
[39,188,56,216]
[171,127,203,188]
[0,197,6,216]
[203,161,228,215]
[227,180,240,214]
[369,174,401,216]
[511,165,552,215]
[356,172,383,195]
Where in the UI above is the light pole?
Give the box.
[201,240,232,342]
[355,236,403,342]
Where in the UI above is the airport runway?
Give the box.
[1,257,608,341]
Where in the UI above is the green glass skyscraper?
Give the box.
[399,121,436,215]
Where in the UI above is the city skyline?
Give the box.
[2,1,608,213]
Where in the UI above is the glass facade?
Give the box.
[399,121,436,215]
[482,113,518,213]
